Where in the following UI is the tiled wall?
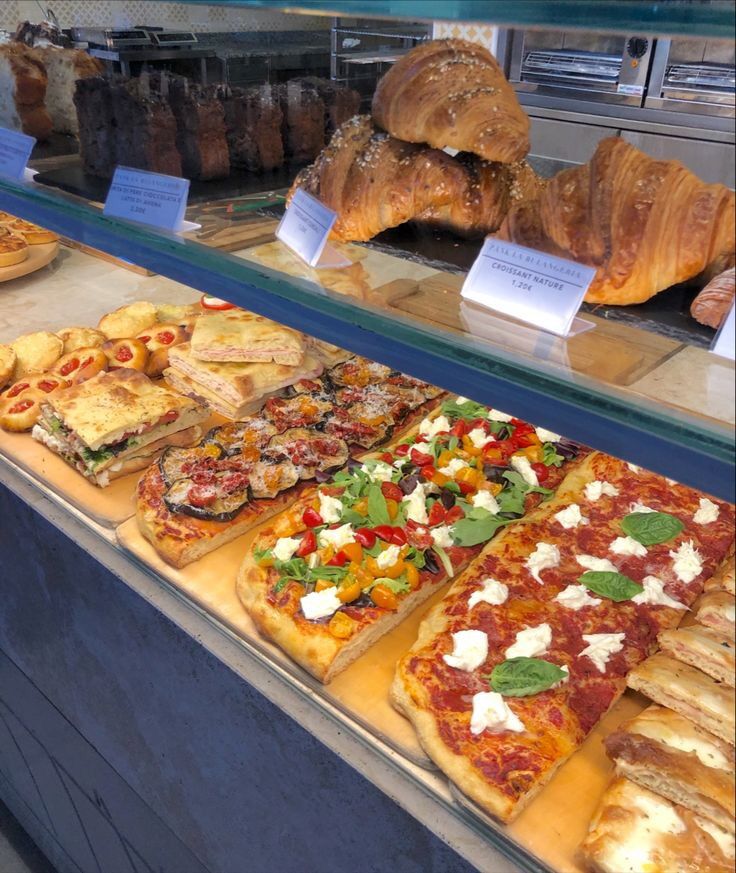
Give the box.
[432,22,498,54]
[1,1,329,32]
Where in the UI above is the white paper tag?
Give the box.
[276,188,350,268]
[711,303,735,361]
[103,167,190,231]
[461,238,597,337]
[617,83,644,96]
[0,128,36,181]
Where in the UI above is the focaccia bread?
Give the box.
[627,654,735,745]
[190,310,305,366]
[605,704,735,833]
[580,777,735,873]
[695,590,735,639]
[658,624,735,687]
[392,451,735,822]
[98,302,158,340]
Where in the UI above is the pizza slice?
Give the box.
[190,309,305,366]
[695,591,735,640]
[605,704,735,833]
[705,553,735,596]
[658,624,735,687]
[391,451,735,822]
[580,777,735,873]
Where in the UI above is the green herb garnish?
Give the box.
[489,658,567,697]
[579,570,643,602]
[620,511,684,546]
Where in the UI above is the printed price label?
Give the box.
[276,188,350,268]
[617,83,644,96]
[0,128,36,180]
[103,167,189,231]
[711,303,735,362]
[461,238,597,337]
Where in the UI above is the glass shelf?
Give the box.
[180,0,736,39]
[1,174,732,501]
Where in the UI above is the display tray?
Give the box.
[0,242,59,283]
[116,514,651,873]
[0,415,221,528]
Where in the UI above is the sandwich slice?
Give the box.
[32,369,208,487]
[166,343,323,419]
[190,309,305,365]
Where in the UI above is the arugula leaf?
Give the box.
[253,548,272,563]
[80,445,114,468]
[441,397,488,421]
[432,545,454,577]
[332,468,370,504]
[49,416,63,433]
[364,541,383,558]
[489,421,514,438]
[339,508,366,526]
[367,484,391,526]
[448,435,459,452]
[490,658,567,697]
[621,511,684,546]
[312,565,349,582]
[542,443,565,467]
[443,480,461,495]
[451,510,509,546]
[273,577,291,594]
[404,547,426,569]
[579,570,643,602]
[374,576,411,595]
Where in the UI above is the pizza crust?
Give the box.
[694,591,735,640]
[658,624,735,687]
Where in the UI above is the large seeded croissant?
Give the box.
[289,115,467,241]
[497,137,736,305]
[372,39,530,164]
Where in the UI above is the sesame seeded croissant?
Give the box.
[497,137,736,306]
[288,114,467,242]
[372,39,529,164]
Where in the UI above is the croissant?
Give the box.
[372,39,529,164]
[289,115,467,241]
[419,153,545,238]
[497,137,736,305]
[691,267,735,329]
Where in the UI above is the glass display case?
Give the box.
[0,3,733,873]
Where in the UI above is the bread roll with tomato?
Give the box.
[53,347,108,384]
[103,338,149,372]
[0,344,16,390]
[56,326,106,354]
[0,389,46,432]
[137,323,188,378]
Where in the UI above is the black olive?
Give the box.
[424,550,440,574]
[484,464,508,483]
[399,474,420,495]
[440,489,455,510]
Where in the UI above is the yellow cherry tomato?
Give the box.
[520,445,543,463]
[405,564,420,589]
[328,612,357,639]
[338,578,362,603]
[353,497,369,516]
[382,558,405,579]
[385,498,399,520]
[371,584,399,611]
[341,541,363,564]
[315,578,335,592]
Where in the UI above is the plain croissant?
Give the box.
[372,39,530,164]
[497,137,736,305]
[288,115,467,241]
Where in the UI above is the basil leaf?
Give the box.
[451,513,509,546]
[579,570,643,602]
[441,397,488,421]
[367,484,391,526]
[621,511,684,546]
[432,545,454,578]
[542,443,564,467]
[490,658,567,697]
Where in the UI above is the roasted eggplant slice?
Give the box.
[323,403,393,449]
[284,377,331,399]
[327,357,392,388]
[159,442,223,487]
[264,428,349,478]
[207,418,278,457]
[385,372,443,399]
[262,394,334,431]
[248,459,300,499]
[162,471,251,521]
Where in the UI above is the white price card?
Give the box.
[276,188,350,268]
[461,238,597,337]
[104,167,190,232]
[711,303,735,362]
[0,128,36,181]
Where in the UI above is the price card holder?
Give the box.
[0,128,36,181]
[710,303,735,362]
[461,238,597,338]
[276,188,350,269]
[103,167,196,233]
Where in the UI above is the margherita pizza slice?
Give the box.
[391,452,735,823]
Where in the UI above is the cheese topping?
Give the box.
[471,490,500,515]
[318,492,344,524]
[626,463,641,473]
[272,536,300,562]
[629,501,656,514]
[470,691,525,736]
[640,723,730,771]
[468,578,509,609]
[554,503,589,529]
[419,414,450,438]
[443,629,489,672]
[439,457,469,477]
[300,587,342,621]
[318,523,356,550]
[576,554,619,573]
[510,454,539,487]
[631,575,687,609]
[526,542,561,584]
[376,544,401,570]
[361,461,394,483]
[610,536,648,558]
[467,426,491,448]
[554,584,602,610]
[696,818,734,859]
[487,408,513,423]
[669,540,704,584]
[402,485,428,524]
[535,426,561,443]
[633,792,686,835]
[431,525,454,549]
[579,633,625,672]
[505,623,552,659]
[455,396,469,405]
[584,480,620,501]
[694,497,719,525]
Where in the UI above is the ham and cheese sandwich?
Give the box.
[190,309,305,365]
[32,369,208,487]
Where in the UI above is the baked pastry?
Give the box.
[372,39,529,164]
[278,80,325,163]
[98,301,158,340]
[691,267,735,329]
[289,115,467,241]
[497,137,736,305]
[52,347,108,384]
[658,624,735,687]
[219,83,284,172]
[0,388,46,432]
[705,553,735,596]
[0,43,53,140]
[190,310,305,365]
[0,227,28,266]
[10,331,63,378]
[103,338,149,372]
[2,373,69,399]
[74,76,117,177]
[420,154,545,238]
[294,77,361,137]
[168,77,230,181]
[29,46,103,135]
[2,218,57,245]
[55,327,106,354]
[695,590,735,639]
[0,344,17,389]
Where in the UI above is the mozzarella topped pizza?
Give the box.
[391,452,735,822]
